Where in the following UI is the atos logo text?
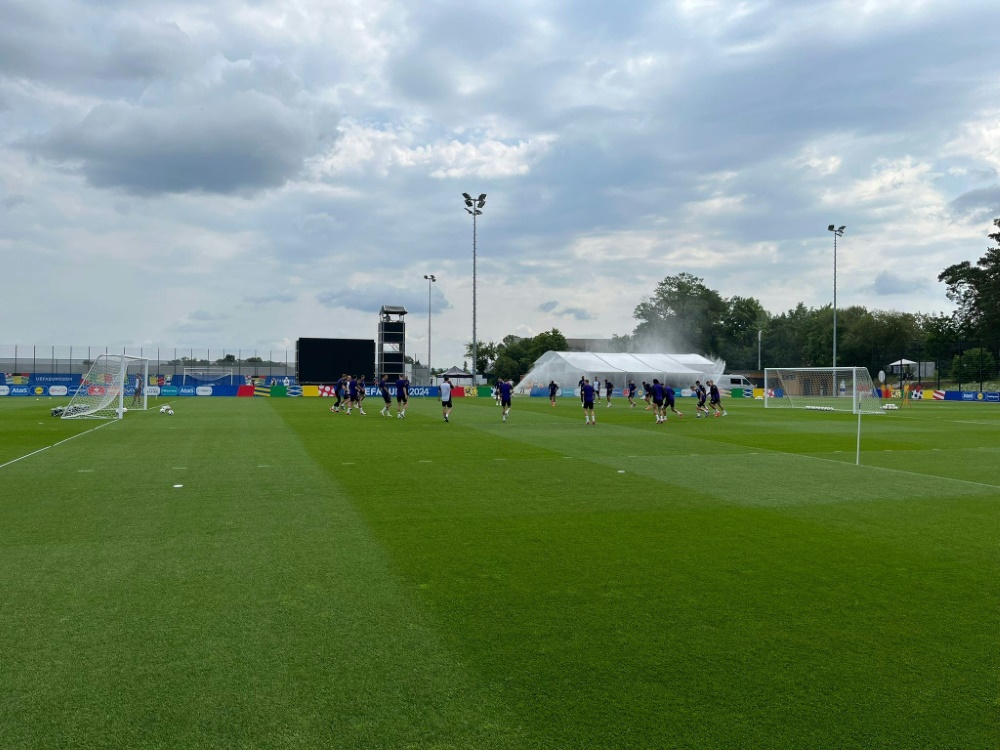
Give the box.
[48,386,68,396]
[11,386,30,395]
[195,386,213,396]
[962,392,975,400]
[179,386,196,396]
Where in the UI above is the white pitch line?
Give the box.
[0,421,117,471]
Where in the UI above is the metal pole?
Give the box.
[472,208,478,387]
[833,230,837,369]
[757,329,762,371]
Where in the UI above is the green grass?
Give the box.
[0,395,997,749]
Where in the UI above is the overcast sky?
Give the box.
[2,0,999,369]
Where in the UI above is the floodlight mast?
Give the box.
[463,193,485,385]
[423,274,436,378]
[827,224,846,373]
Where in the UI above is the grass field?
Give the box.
[1,394,997,749]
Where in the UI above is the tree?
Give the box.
[464,341,499,377]
[718,296,769,369]
[631,273,727,352]
[938,217,1000,350]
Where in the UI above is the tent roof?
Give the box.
[440,366,473,377]
[886,359,917,366]
[531,351,717,375]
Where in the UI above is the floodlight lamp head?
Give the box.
[838,225,846,232]
[828,224,836,231]
[465,208,473,214]
[424,274,436,281]
[462,193,473,201]
[477,194,486,207]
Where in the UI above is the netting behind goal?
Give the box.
[182,367,234,385]
[764,367,883,414]
[63,354,149,419]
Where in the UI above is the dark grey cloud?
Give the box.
[949,186,1000,218]
[24,92,319,195]
[0,194,28,210]
[538,300,558,312]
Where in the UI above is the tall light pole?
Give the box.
[758,329,762,371]
[463,192,486,385]
[423,274,436,380]
[827,225,846,368]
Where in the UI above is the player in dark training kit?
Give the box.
[395,376,409,418]
[708,380,726,417]
[499,379,513,422]
[664,384,683,418]
[549,380,559,406]
[627,380,637,408]
[582,379,597,426]
[379,376,392,416]
[651,379,666,423]
[694,381,710,418]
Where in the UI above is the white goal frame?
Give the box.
[63,354,149,420]
[764,367,883,465]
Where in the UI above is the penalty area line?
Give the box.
[0,421,117,471]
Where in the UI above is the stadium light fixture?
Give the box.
[423,274,436,379]
[463,193,486,384]
[827,224,846,369]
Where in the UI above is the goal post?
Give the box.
[63,354,149,419]
[764,367,883,465]
[764,367,882,414]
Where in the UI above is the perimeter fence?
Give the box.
[0,345,296,380]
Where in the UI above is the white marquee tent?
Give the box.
[514,351,725,394]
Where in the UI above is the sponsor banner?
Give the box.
[0,386,9,396]
[302,385,319,398]
[237,385,255,397]
[9,386,31,396]
[933,390,945,400]
[986,392,1000,402]
[33,386,45,396]
[2,373,30,385]
[178,386,196,396]
[32,374,81,385]
[146,386,161,396]
[196,386,213,396]
[48,385,68,396]
[559,388,576,398]
[161,386,179,397]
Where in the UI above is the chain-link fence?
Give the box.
[0,345,296,380]
[879,341,1000,392]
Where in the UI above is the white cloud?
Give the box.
[308,120,556,179]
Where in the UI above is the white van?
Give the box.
[719,374,754,390]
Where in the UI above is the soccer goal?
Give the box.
[62,354,149,419]
[182,367,234,386]
[764,367,883,465]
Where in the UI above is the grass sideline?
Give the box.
[0,395,997,748]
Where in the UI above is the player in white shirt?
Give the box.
[440,377,453,422]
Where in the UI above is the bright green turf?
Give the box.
[0,395,997,749]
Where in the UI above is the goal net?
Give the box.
[764,367,882,414]
[63,354,149,419]
[182,367,234,385]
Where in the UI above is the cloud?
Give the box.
[24,92,319,195]
[870,271,931,296]
[317,283,453,315]
[558,307,594,321]
[538,300,558,312]
[188,309,230,321]
[949,186,1000,219]
[246,291,298,305]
